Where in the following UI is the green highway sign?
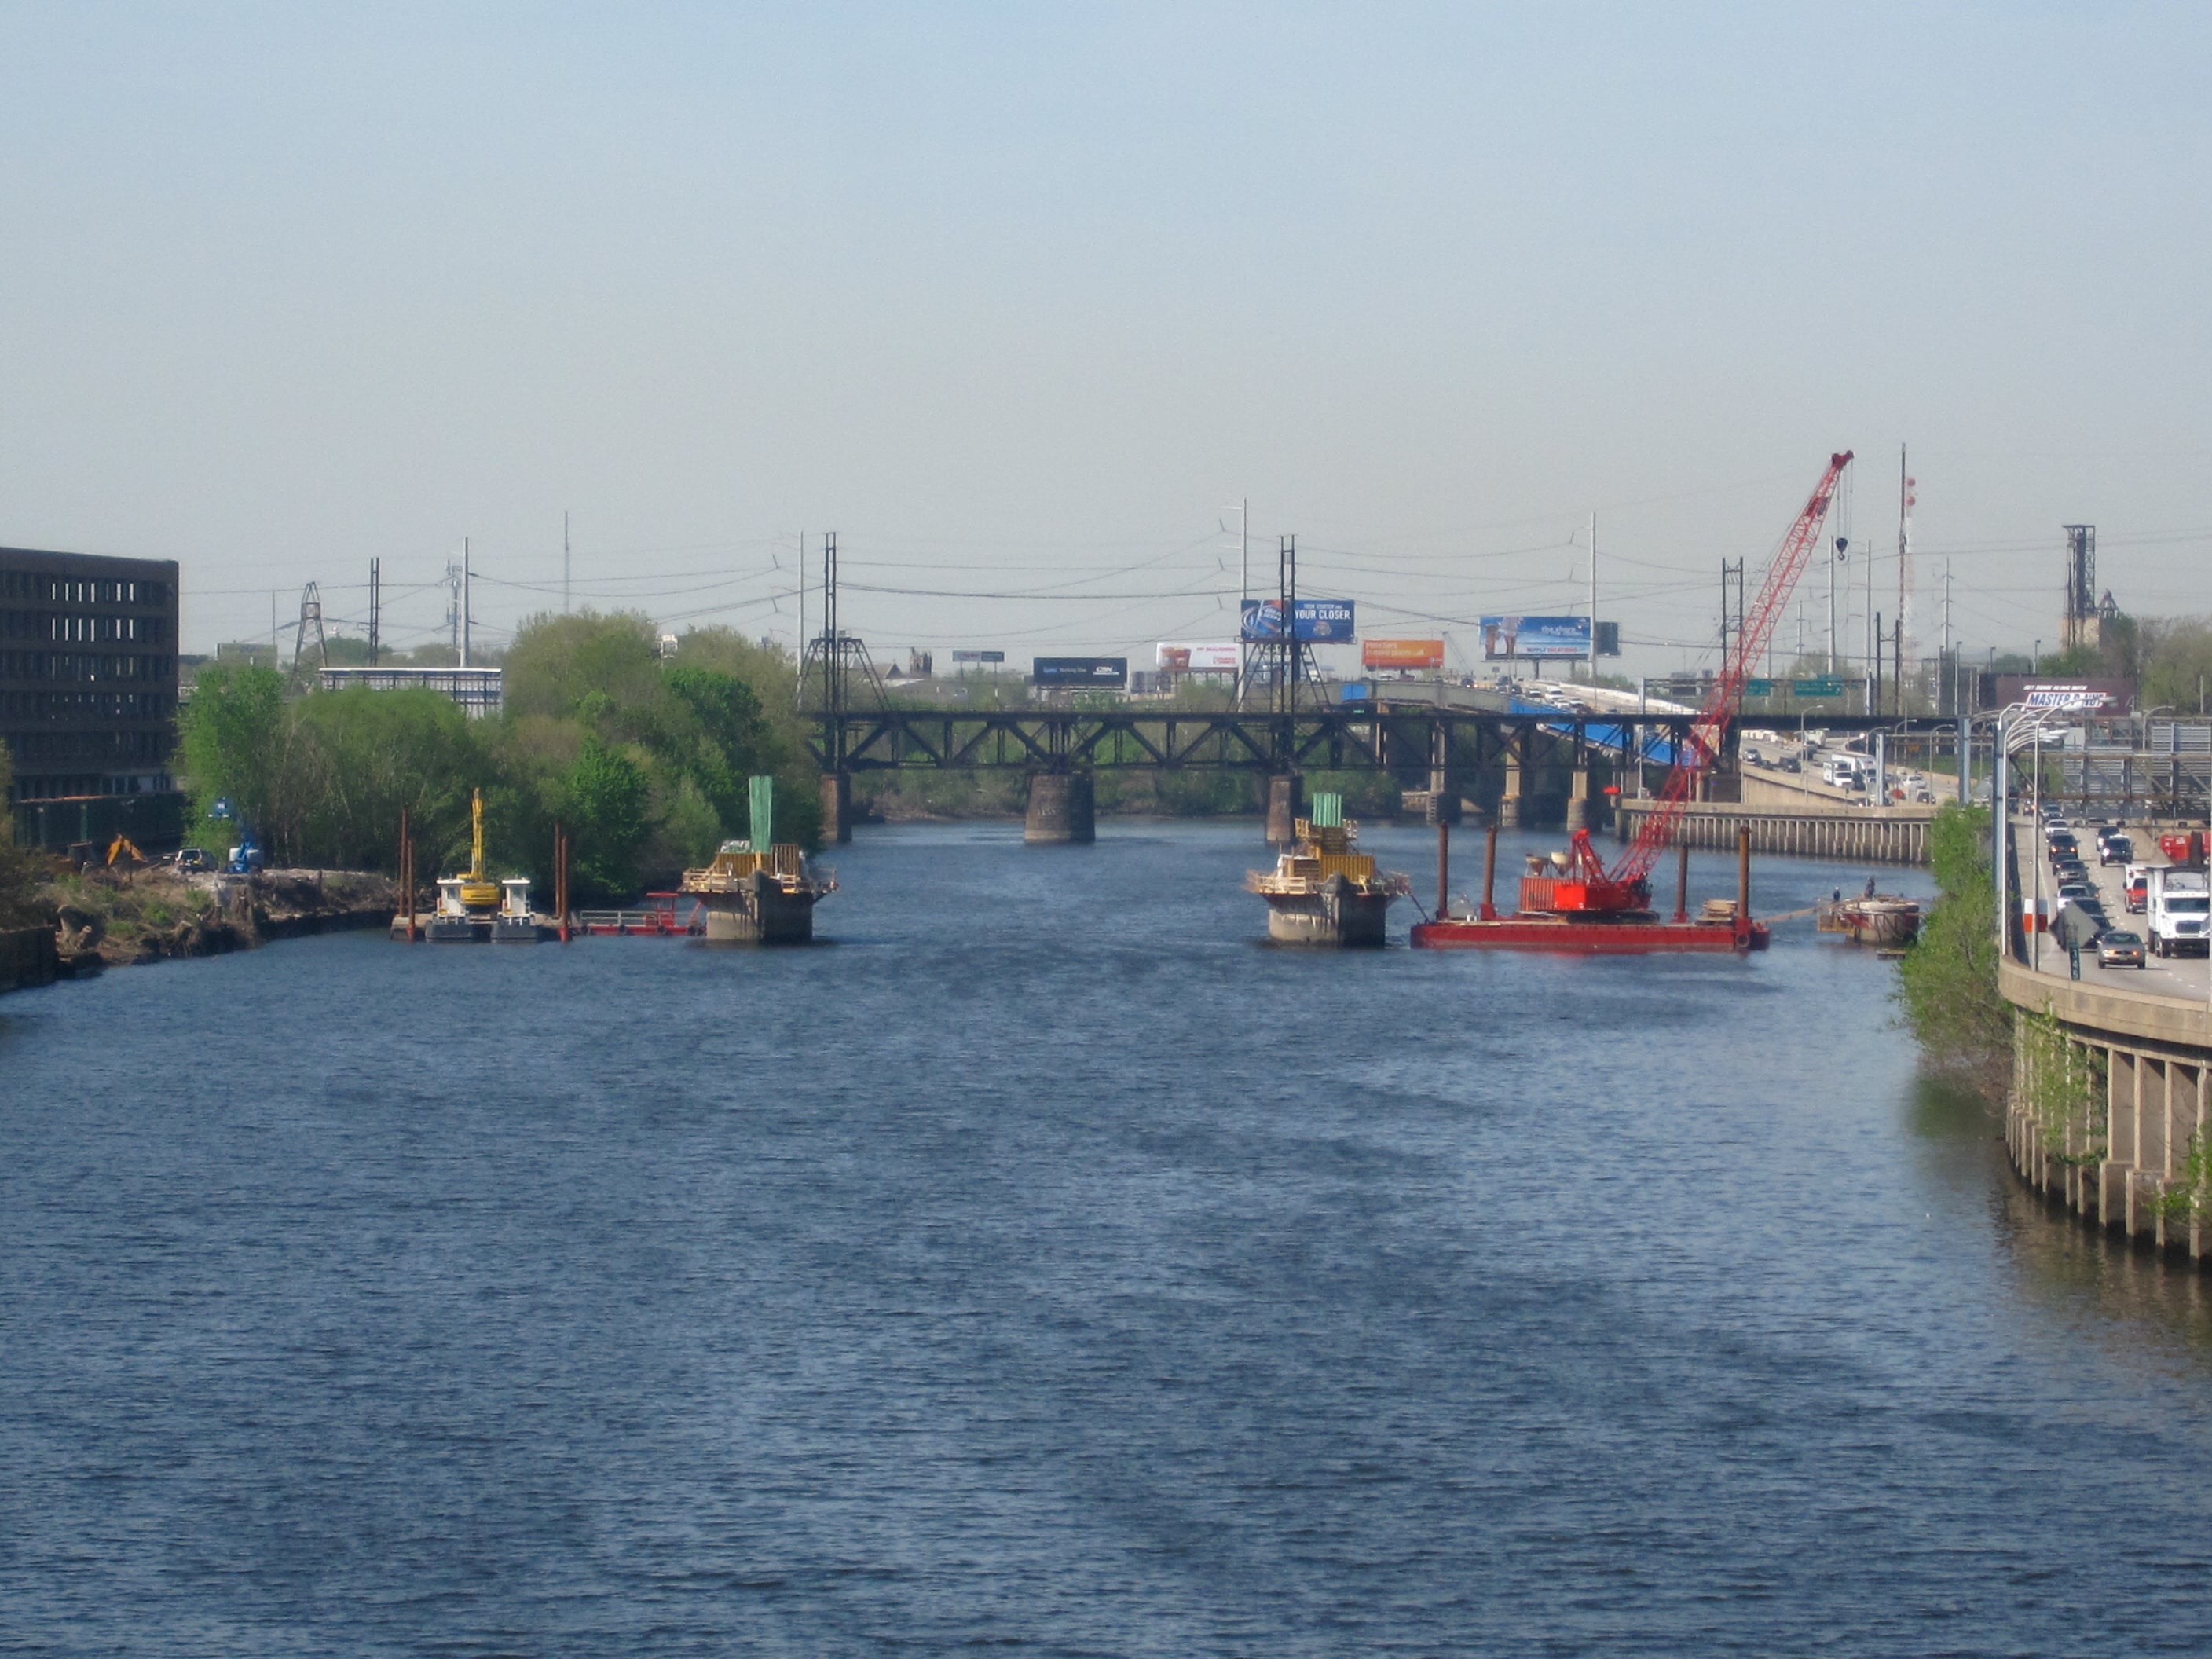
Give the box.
[1743,678,1774,697]
[1791,676,1844,698]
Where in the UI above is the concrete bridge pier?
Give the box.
[821,771,852,845]
[1426,767,1463,825]
[1496,761,1523,830]
[1566,768,1591,833]
[1265,775,1303,845]
[1024,771,1095,844]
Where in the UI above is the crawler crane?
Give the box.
[1413,452,1853,953]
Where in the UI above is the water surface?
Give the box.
[4,822,2210,1655]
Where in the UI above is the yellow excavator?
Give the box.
[428,789,538,943]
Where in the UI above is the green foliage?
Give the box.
[2141,617,2212,715]
[0,740,51,926]
[2157,1131,2212,1224]
[177,665,288,851]
[561,736,652,899]
[2015,1005,2107,1163]
[167,616,824,899]
[504,610,667,731]
[1895,801,2012,1097]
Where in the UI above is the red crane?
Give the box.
[1546,451,1855,915]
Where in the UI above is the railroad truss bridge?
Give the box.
[808,705,1954,843]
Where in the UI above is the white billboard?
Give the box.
[1156,642,1240,672]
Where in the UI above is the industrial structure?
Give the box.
[318,664,504,717]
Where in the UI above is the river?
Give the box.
[4,821,2210,1655]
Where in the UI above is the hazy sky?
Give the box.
[3,2,2206,674]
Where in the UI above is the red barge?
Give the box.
[1411,823,1768,954]
[1411,451,1851,958]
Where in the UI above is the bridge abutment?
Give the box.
[1024,771,1095,844]
[1265,775,1302,845]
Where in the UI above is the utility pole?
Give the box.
[1894,616,1903,718]
[1898,446,1914,693]
[1588,512,1598,683]
[1864,530,1875,716]
[1229,498,1250,708]
[368,557,381,665]
[1829,536,1844,675]
[563,510,571,614]
[461,537,472,668]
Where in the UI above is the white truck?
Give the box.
[2145,866,2210,958]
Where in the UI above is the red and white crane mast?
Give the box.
[1555,452,1854,914]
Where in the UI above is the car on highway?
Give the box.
[2097,930,2148,968]
[2125,864,2151,913]
[2057,881,2097,903]
[2100,833,2134,865]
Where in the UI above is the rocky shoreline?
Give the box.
[14,867,397,987]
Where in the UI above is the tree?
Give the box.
[661,665,768,832]
[176,665,287,852]
[562,736,652,900]
[2139,618,2212,715]
[0,740,48,927]
[1895,803,2012,1099]
[504,611,665,731]
[285,687,482,871]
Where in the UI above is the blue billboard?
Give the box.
[1480,615,1591,659]
[1240,598,1356,643]
[1031,656,1128,688]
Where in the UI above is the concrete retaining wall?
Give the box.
[0,925,57,994]
[1615,800,1936,864]
[1999,957,2212,1269]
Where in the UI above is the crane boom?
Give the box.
[1552,452,1852,913]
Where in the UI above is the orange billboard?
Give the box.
[1361,638,1445,670]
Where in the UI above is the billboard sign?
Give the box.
[1155,642,1241,672]
[1240,598,1356,643]
[1031,656,1128,689]
[1479,615,1591,659]
[1361,638,1445,670]
[1998,676,2132,712]
[950,649,1005,664]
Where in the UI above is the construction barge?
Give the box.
[1412,451,1853,958]
[1412,822,1768,954]
[394,776,832,946]
[677,777,836,943]
[1246,793,1411,946]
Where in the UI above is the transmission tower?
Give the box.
[1240,536,1310,715]
[295,581,328,673]
[797,531,888,753]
